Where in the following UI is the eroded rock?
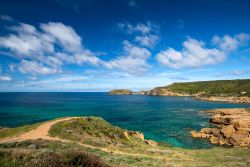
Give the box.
[190,108,250,147]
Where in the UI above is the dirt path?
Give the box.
[0,117,175,159]
[0,117,77,144]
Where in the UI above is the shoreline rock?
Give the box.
[190,108,250,147]
[195,96,250,104]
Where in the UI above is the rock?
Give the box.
[123,131,130,140]
[220,125,236,138]
[218,137,227,145]
[210,128,221,137]
[209,136,219,144]
[144,139,158,147]
[27,144,38,149]
[229,133,249,146]
[128,131,144,140]
[190,108,250,147]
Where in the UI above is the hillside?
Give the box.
[109,89,133,95]
[1,116,250,166]
[150,79,250,97]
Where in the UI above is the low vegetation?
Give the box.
[49,117,149,148]
[0,117,250,166]
[109,89,133,95]
[0,123,41,139]
[158,79,250,96]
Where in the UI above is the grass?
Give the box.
[1,117,250,166]
[109,89,133,95]
[49,117,148,148]
[1,139,250,167]
[0,123,41,139]
[156,79,250,96]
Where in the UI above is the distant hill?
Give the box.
[151,79,250,97]
[109,89,133,95]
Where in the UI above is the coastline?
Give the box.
[194,96,250,104]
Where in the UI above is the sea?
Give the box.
[0,92,249,148]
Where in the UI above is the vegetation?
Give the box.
[0,140,109,167]
[49,117,148,148]
[109,89,133,95]
[0,123,41,139]
[1,117,250,166]
[159,79,250,96]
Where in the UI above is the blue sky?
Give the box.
[0,0,250,92]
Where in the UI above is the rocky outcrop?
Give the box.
[144,139,158,147]
[147,88,189,96]
[109,89,133,95]
[123,131,158,146]
[128,131,145,140]
[190,108,250,147]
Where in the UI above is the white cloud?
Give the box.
[212,33,250,51]
[0,76,12,81]
[40,22,82,52]
[18,60,61,75]
[103,41,151,74]
[0,22,103,76]
[135,34,159,47]
[156,38,226,68]
[118,22,158,35]
[0,15,13,21]
[118,22,160,48]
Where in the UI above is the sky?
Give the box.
[0,0,250,92]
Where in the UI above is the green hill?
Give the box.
[159,79,250,96]
[109,89,133,95]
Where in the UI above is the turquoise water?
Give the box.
[0,92,249,148]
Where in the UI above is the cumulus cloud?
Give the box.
[135,34,159,47]
[18,60,61,75]
[156,38,226,68]
[40,22,82,52]
[118,22,154,34]
[103,41,151,74]
[156,33,250,69]
[118,22,160,48]
[0,21,103,76]
[0,76,12,81]
[212,33,250,51]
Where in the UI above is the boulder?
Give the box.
[220,125,236,138]
[190,108,250,147]
[128,131,144,140]
[209,136,219,144]
[144,139,158,147]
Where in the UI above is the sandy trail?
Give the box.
[0,117,78,144]
[0,117,174,159]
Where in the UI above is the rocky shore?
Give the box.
[146,87,189,96]
[190,108,250,147]
[195,96,250,104]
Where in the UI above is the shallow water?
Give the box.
[0,92,249,148]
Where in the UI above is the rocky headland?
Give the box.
[109,89,133,95]
[190,108,250,147]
